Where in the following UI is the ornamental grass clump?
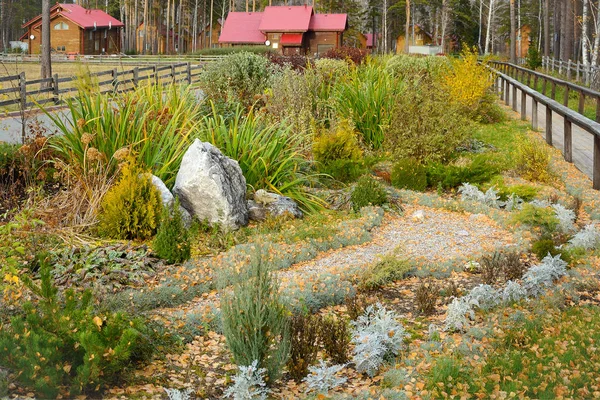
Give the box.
[334,61,400,149]
[153,199,191,264]
[97,159,162,240]
[351,304,407,376]
[200,103,322,212]
[220,249,290,382]
[320,316,351,364]
[287,313,321,381]
[47,83,201,187]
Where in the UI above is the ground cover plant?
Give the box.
[4,50,600,400]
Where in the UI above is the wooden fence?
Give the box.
[0,62,203,110]
[490,61,600,121]
[540,56,600,86]
[489,64,600,190]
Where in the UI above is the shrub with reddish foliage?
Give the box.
[268,53,314,71]
[321,47,368,64]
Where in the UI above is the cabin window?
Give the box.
[54,22,69,30]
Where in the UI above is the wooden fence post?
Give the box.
[186,62,192,84]
[505,79,510,104]
[594,135,600,189]
[112,68,118,92]
[153,65,158,85]
[521,90,527,121]
[564,118,573,162]
[133,67,139,88]
[546,107,553,145]
[578,92,586,114]
[512,84,518,112]
[52,73,59,104]
[576,61,580,82]
[171,64,176,83]
[532,98,538,129]
[19,72,26,144]
[567,59,572,80]
[563,86,570,107]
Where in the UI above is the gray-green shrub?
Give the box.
[220,249,290,382]
[351,175,388,211]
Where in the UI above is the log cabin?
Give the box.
[22,3,124,55]
[219,5,347,56]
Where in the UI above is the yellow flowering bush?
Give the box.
[443,47,493,112]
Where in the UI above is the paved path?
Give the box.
[501,80,594,179]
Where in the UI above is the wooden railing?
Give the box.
[0,62,203,110]
[541,56,600,85]
[489,65,600,189]
[490,61,600,122]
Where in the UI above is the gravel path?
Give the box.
[154,205,517,317]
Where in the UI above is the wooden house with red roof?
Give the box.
[219,6,347,56]
[22,3,123,55]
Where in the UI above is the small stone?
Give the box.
[8,383,16,390]
[469,213,486,221]
[457,230,470,237]
[412,210,426,221]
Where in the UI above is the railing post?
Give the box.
[542,77,547,95]
[532,98,538,129]
[111,68,118,92]
[153,65,158,85]
[546,107,553,145]
[567,59,572,80]
[551,81,557,100]
[505,79,510,104]
[512,84,518,112]
[594,135,600,189]
[576,61,580,82]
[521,90,527,121]
[52,73,59,105]
[534,74,538,91]
[186,62,192,84]
[19,72,26,144]
[578,92,586,114]
[596,97,600,122]
[133,67,139,88]
[563,86,570,107]
[564,118,573,162]
[171,64,176,83]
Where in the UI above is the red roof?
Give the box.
[218,12,265,44]
[259,6,313,32]
[23,4,123,30]
[280,33,303,46]
[365,33,380,47]
[308,14,347,32]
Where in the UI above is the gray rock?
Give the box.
[173,139,248,230]
[248,191,303,221]
[149,174,192,226]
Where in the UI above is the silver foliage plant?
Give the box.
[444,296,477,332]
[501,280,527,303]
[467,284,501,310]
[223,360,269,400]
[351,304,407,376]
[523,254,568,297]
[551,203,576,233]
[458,183,501,208]
[164,388,193,400]
[303,361,347,395]
[568,223,600,250]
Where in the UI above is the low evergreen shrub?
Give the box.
[97,159,162,240]
[153,199,191,264]
[220,249,290,382]
[313,120,363,165]
[391,159,427,192]
[426,156,499,190]
[532,239,560,260]
[351,176,388,212]
[0,262,151,398]
[320,159,367,183]
[511,203,559,234]
[360,255,413,291]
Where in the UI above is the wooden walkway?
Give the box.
[506,83,594,180]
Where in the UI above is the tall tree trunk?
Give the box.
[478,0,483,52]
[583,0,589,66]
[209,0,214,48]
[404,0,410,53]
[383,0,387,53]
[440,0,448,51]
[510,0,516,62]
[172,0,176,52]
[41,0,52,80]
[166,0,170,53]
[142,0,148,54]
[517,0,521,59]
[544,0,550,57]
[193,0,198,51]
[553,0,561,58]
[484,0,494,53]
[565,0,573,61]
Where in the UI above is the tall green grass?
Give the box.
[47,83,202,187]
[200,103,324,212]
[333,60,402,149]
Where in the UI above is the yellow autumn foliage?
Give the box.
[443,47,492,110]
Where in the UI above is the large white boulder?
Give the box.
[173,140,248,230]
[149,174,192,226]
